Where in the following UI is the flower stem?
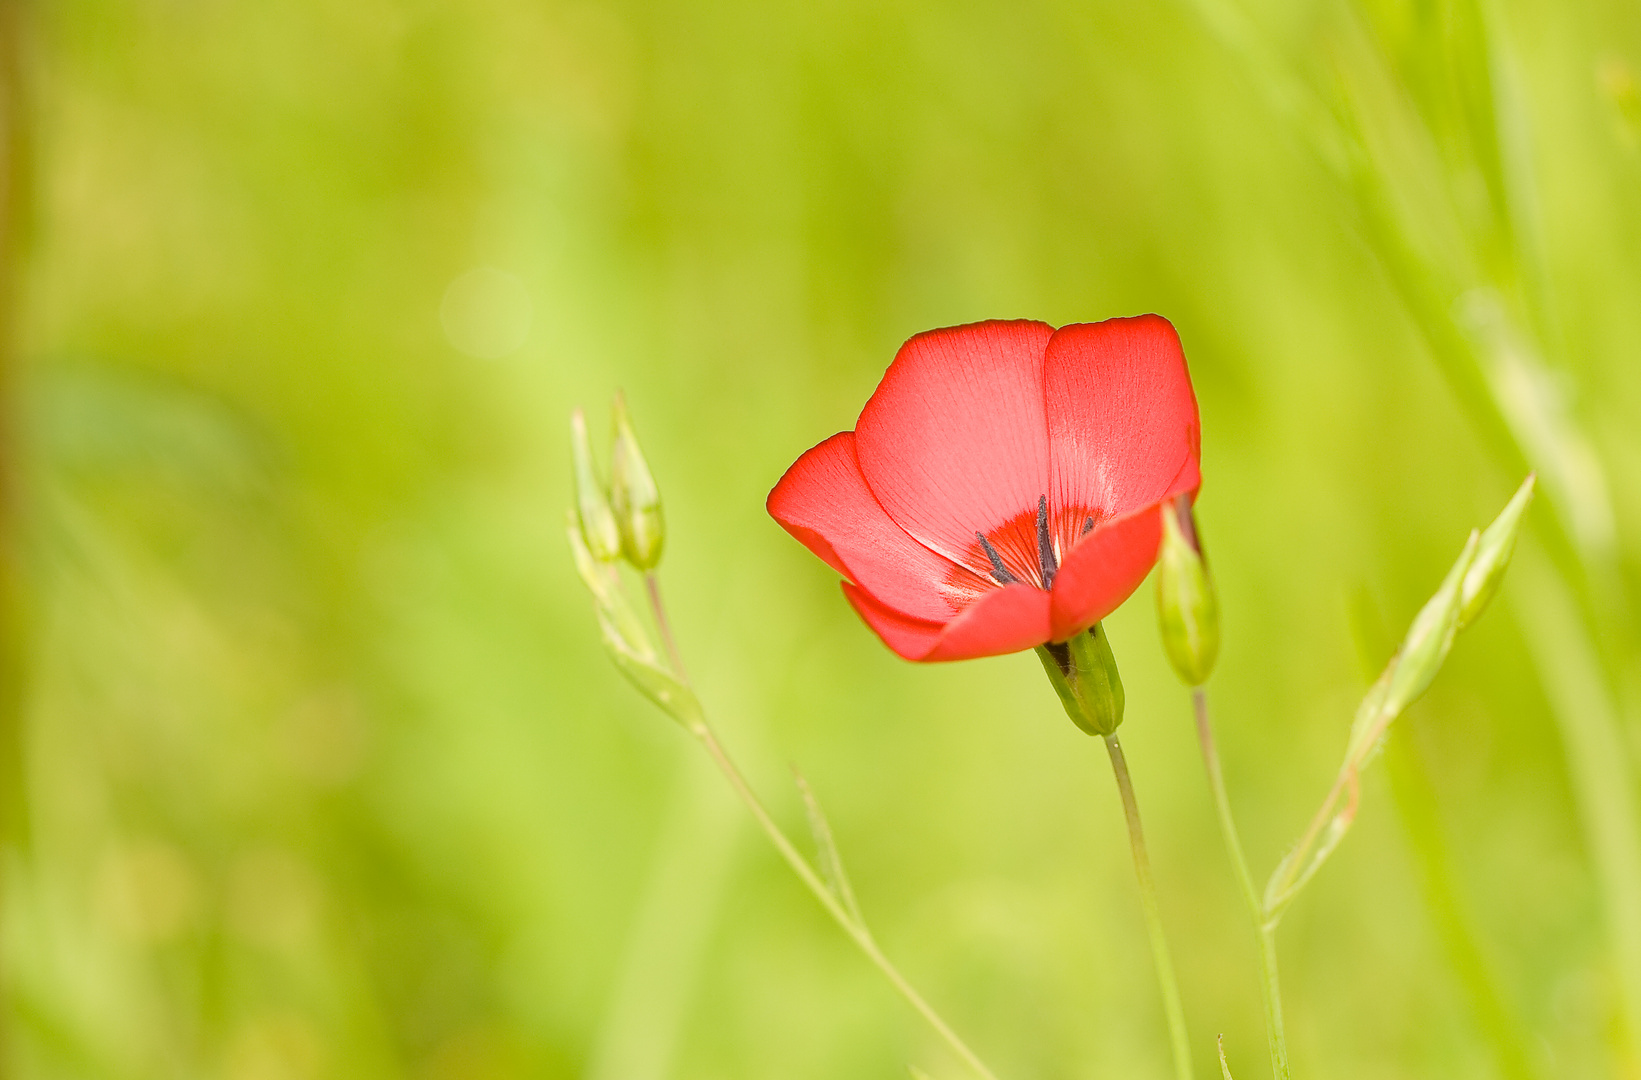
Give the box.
[1192,687,1291,1080]
[1103,733,1194,1080]
[645,571,688,678]
[691,725,1000,1080]
[644,585,999,1080]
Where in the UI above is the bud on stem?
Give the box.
[1037,623,1126,736]
[571,408,622,563]
[1458,473,1534,630]
[610,392,665,570]
[1155,494,1219,687]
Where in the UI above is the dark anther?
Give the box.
[1044,640,1072,673]
[1082,516,1095,536]
[1036,495,1058,589]
[977,533,1017,585]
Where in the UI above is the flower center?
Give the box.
[973,495,1096,592]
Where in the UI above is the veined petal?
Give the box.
[855,320,1054,570]
[927,583,1053,661]
[1049,504,1166,641]
[1044,316,1200,552]
[769,432,983,622]
[841,583,946,660]
[845,580,1053,662]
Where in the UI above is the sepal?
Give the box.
[610,392,666,570]
[571,408,622,562]
[1037,623,1126,736]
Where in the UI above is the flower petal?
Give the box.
[841,582,946,660]
[855,320,1055,569]
[1048,504,1165,641]
[769,432,982,621]
[1044,315,1201,549]
[927,583,1054,661]
[845,580,1052,662]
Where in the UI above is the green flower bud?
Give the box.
[609,392,665,570]
[1458,474,1534,630]
[1155,494,1219,687]
[1036,623,1126,737]
[1378,529,1478,724]
[571,408,622,562]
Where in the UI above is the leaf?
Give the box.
[596,606,702,729]
[793,768,864,926]
[1218,1035,1235,1080]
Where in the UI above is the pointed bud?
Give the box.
[1378,530,1478,724]
[1155,494,1219,687]
[609,392,665,570]
[1036,623,1126,737]
[1458,474,1534,630]
[571,408,622,562]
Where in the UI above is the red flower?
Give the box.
[768,316,1201,661]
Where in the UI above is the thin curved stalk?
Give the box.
[1193,688,1291,1080]
[646,578,1001,1080]
[1104,733,1195,1080]
[645,571,687,679]
[693,726,1001,1080]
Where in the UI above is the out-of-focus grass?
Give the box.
[5,1,1641,1078]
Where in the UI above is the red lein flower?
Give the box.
[768,317,1201,661]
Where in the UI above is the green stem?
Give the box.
[645,571,688,679]
[642,585,999,1080]
[692,724,1001,1080]
[1104,733,1194,1080]
[1192,689,1291,1080]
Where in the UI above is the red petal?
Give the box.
[1048,504,1164,641]
[927,583,1053,661]
[845,580,1052,662]
[842,582,945,659]
[769,433,983,621]
[1043,315,1200,551]
[854,320,1055,570]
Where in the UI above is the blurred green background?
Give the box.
[5,0,1641,1077]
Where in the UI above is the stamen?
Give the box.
[976,532,1017,586]
[1082,516,1095,536]
[1036,495,1058,588]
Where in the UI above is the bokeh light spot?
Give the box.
[439,267,533,359]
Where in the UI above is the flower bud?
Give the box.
[1155,494,1219,687]
[1378,529,1478,723]
[1036,623,1126,737]
[1458,474,1534,630]
[609,392,665,570]
[571,408,622,562]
